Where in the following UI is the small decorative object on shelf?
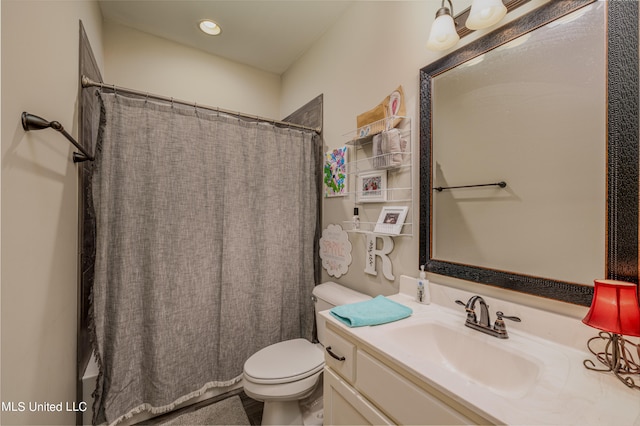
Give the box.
[582,279,640,390]
[356,170,387,203]
[356,86,405,138]
[372,129,407,170]
[353,208,360,230]
[374,206,409,235]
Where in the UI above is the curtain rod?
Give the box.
[81,75,322,134]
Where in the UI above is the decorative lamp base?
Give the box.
[583,332,640,390]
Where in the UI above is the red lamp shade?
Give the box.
[582,280,640,337]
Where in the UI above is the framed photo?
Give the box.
[323,146,348,197]
[356,170,387,203]
[374,206,409,235]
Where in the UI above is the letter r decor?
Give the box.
[364,233,395,281]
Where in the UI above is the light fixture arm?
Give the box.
[440,0,455,18]
[21,112,94,163]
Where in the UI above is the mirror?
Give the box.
[432,4,605,285]
[419,0,639,306]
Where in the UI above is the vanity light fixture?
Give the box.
[427,0,513,51]
[199,19,222,36]
[582,280,640,390]
[426,0,460,51]
[466,0,508,30]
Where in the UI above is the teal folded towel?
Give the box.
[330,295,412,327]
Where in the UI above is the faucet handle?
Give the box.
[493,311,521,336]
[455,299,477,323]
[496,311,521,322]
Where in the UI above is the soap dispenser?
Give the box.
[417,265,431,304]
[353,207,360,230]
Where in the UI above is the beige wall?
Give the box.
[1,1,104,424]
[103,20,282,119]
[281,0,588,317]
[282,1,451,299]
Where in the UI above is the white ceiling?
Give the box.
[98,0,355,75]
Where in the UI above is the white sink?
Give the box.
[322,284,640,426]
[388,320,542,398]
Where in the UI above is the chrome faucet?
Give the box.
[466,295,491,327]
[455,296,521,339]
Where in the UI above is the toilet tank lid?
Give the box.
[312,281,371,306]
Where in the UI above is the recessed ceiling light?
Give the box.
[199,19,221,36]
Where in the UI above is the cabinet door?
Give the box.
[356,351,477,425]
[324,367,393,426]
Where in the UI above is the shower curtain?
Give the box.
[90,92,319,425]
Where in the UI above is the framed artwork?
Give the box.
[374,206,409,235]
[324,146,348,197]
[356,170,387,203]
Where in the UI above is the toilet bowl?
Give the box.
[242,282,371,426]
[243,339,324,425]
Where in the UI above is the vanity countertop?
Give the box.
[321,277,640,426]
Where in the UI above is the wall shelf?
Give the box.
[342,116,413,238]
[342,223,415,237]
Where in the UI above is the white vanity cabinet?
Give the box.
[323,327,393,425]
[324,368,394,425]
[323,324,488,425]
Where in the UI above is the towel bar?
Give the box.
[433,181,507,192]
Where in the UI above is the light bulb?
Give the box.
[466,0,507,30]
[199,20,222,36]
[427,10,460,51]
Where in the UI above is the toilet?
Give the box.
[243,281,371,425]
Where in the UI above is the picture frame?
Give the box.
[374,206,409,235]
[356,170,387,203]
[323,146,348,197]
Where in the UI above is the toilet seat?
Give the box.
[244,339,324,385]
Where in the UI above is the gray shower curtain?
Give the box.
[91,92,319,425]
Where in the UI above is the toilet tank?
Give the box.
[312,282,371,345]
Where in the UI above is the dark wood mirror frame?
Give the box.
[419,0,639,306]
